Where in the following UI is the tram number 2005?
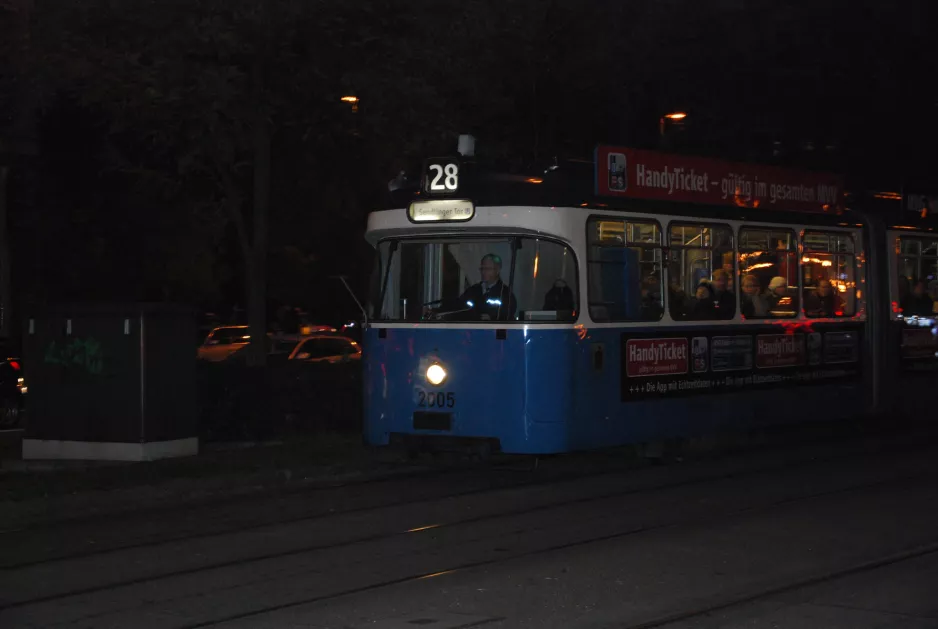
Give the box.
[418,391,455,408]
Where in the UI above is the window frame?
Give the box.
[370,234,581,324]
[801,229,858,319]
[666,221,737,322]
[894,234,938,319]
[737,225,800,321]
[586,216,665,322]
[897,235,938,284]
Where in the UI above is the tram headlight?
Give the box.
[426,363,447,386]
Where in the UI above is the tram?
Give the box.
[361,140,938,454]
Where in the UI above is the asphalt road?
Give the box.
[1,430,936,628]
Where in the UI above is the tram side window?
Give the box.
[802,232,856,317]
[737,228,798,319]
[587,218,662,321]
[668,224,735,321]
[896,236,938,316]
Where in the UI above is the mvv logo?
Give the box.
[817,184,839,206]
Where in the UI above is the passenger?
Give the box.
[710,268,736,318]
[913,278,935,315]
[766,276,794,314]
[691,281,717,320]
[640,277,663,320]
[721,262,736,292]
[644,271,662,297]
[668,281,687,320]
[740,274,769,318]
[901,278,935,316]
[897,275,910,305]
[457,253,518,321]
[804,278,844,317]
[542,279,576,311]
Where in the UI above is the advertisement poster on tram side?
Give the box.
[624,338,688,378]
[824,331,860,364]
[710,336,753,372]
[755,334,806,368]
[621,329,861,401]
[594,145,845,214]
[900,327,938,371]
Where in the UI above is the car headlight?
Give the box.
[426,364,447,386]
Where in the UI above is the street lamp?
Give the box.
[659,111,687,135]
[341,95,359,113]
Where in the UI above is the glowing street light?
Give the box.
[341,95,359,112]
[659,111,687,135]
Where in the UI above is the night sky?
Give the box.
[0,0,935,326]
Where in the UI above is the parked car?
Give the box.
[197,325,252,362]
[0,357,26,429]
[298,323,338,336]
[269,334,361,364]
[197,333,361,439]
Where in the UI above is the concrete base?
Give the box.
[22,437,198,462]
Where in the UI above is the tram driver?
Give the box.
[457,253,518,321]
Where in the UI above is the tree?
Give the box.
[0,0,36,341]
[29,0,433,364]
[25,0,930,366]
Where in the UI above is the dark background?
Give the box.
[1,0,934,340]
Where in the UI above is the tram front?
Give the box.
[362,202,582,455]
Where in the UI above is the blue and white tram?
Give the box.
[361,145,937,454]
[875,193,938,418]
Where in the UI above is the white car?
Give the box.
[197,325,252,362]
[269,334,362,364]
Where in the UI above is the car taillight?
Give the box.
[9,361,20,371]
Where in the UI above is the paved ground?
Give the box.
[657,552,938,628]
[0,429,936,628]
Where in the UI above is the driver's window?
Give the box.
[381,240,513,322]
[375,238,577,323]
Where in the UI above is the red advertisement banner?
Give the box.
[626,338,689,378]
[596,146,844,214]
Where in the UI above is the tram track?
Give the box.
[1,439,934,622]
[6,416,920,536]
[170,467,937,629]
[619,543,938,629]
[0,457,475,532]
[2,429,932,572]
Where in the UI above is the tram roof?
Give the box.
[380,145,938,232]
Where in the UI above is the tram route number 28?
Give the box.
[418,391,456,408]
[426,162,459,192]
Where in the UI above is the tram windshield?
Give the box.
[370,237,578,322]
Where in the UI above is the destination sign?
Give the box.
[408,199,475,223]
